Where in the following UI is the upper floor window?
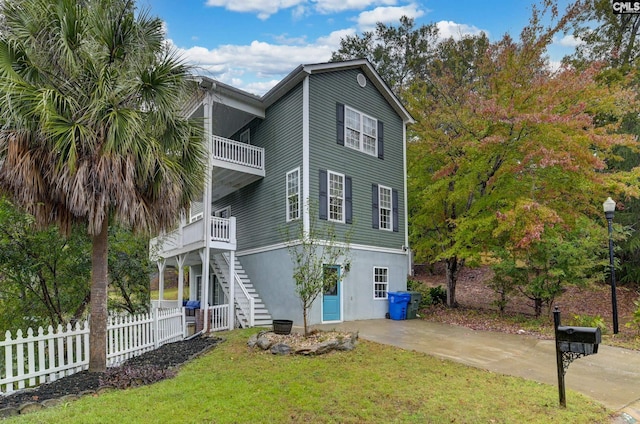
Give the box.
[329,171,345,223]
[239,129,250,144]
[372,184,398,232]
[345,107,377,156]
[378,185,392,231]
[286,168,300,221]
[337,103,384,159]
[319,169,352,224]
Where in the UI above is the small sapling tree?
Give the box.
[284,205,352,336]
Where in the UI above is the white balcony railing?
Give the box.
[211,135,264,170]
[150,216,236,258]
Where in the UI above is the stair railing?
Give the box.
[221,253,255,328]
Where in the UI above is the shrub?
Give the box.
[428,286,447,305]
[625,298,640,335]
[570,314,607,334]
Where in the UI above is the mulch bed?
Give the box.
[0,335,222,412]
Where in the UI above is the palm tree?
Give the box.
[0,0,206,372]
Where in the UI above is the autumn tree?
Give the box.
[0,0,205,372]
[407,3,639,307]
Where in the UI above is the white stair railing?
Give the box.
[216,253,255,328]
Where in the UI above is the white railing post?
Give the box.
[152,307,159,349]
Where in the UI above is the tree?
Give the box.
[0,196,91,333]
[0,0,206,371]
[284,206,351,336]
[407,3,639,307]
[330,16,440,98]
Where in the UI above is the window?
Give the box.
[374,267,388,299]
[372,184,398,232]
[344,106,377,156]
[319,169,352,224]
[286,168,300,221]
[239,129,250,144]
[379,185,392,231]
[328,171,344,223]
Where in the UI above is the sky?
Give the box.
[140,0,579,95]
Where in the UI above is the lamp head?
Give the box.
[603,197,616,219]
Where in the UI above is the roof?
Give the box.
[196,59,414,125]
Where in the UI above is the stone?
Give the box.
[336,332,358,351]
[256,335,273,350]
[270,343,292,355]
[18,402,43,414]
[314,340,339,355]
[0,407,18,418]
[247,333,258,348]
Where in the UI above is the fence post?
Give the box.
[153,307,159,349]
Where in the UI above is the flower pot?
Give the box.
[273,319,293,335]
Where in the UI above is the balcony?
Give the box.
[150,216,237,259]
[210,136,265,202]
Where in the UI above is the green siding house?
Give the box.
[150,59,414,331]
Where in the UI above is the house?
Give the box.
[150,59,414,331]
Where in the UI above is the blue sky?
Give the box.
[140,0,578,95]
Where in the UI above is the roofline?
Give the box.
[262,59,414,124]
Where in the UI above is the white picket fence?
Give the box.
[0,307,185,395]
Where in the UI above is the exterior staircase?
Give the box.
[211,253,272,328]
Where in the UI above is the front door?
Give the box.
[322,265,341,322]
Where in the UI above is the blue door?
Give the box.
[322,265,341,322]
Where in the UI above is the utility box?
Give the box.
[406,291,423,319]
[388,291,411,320]
[556,326,602,355]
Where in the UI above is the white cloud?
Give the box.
[355,3,425,30]
[436,20,487,40]
[554,34,582,47]
[314,0,397,14]
[205,0,305,20]
[171,30,351,94]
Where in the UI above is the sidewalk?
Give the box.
[314,319,640,421]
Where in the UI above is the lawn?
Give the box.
[6,329,611,423]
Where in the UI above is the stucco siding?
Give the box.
[239,246,408,326]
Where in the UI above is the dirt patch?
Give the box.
[414,265,640,343]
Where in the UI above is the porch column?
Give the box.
[157,259,166,304]
[199,248,210,332]
[176,254,186,307]
[228,250,235,330]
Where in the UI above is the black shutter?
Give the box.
[372,184,379,229]
[377,121,384,159]
[392,189,399,232]
[345,176,353,224]
[319,169,327,220]
[336,103,345,146]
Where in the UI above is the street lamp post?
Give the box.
[603,197,619,334]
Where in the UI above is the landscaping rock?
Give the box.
[270,343,292,355]
[0,407,18,418]
[18,402,43,414]
[256,335,273,350]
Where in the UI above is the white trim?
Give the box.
[237,241,407,257]
[403,123,409,249]
[327,170,346,224]
[302,76,310,235]
[286,167,301,222]
[214,206,231,218]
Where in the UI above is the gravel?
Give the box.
[0,335,222,411]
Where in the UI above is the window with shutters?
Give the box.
[344,106,378,157]
[379,185,392,231]
[286,168,300,221]
[328,171,345,223]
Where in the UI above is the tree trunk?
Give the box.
[89,219,109,372]
[445,257,460,308]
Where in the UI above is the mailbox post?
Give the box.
[553,307,601,407]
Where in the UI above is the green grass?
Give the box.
[8,329,611,423]
[149,287,185,301]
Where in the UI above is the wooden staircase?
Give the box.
[211,253,272,328]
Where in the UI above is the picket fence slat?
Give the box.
[0,307,185,395]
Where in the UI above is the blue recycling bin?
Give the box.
[388,291,411,320]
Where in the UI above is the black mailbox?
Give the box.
[556,326,601,354]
